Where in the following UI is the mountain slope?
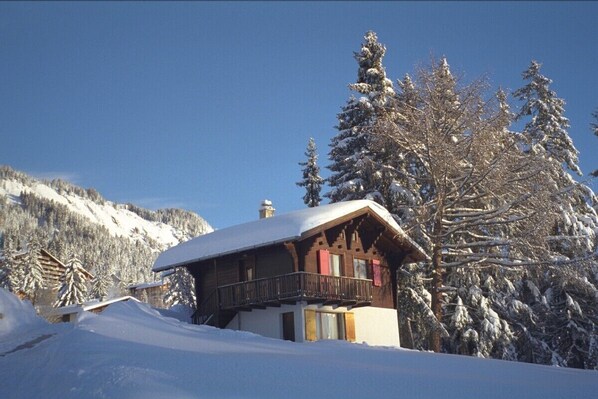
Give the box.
[0,165,212,288]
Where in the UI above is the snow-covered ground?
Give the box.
[1,288,596,399]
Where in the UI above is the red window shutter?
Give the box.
[372,259,382,287]
[318,249,330,275]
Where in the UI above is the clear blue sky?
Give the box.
[1,2,597,229]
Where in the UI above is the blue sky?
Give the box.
[1,2,597,229]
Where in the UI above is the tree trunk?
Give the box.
[430,217,444,352]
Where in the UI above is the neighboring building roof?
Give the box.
[128,281,168,290]
[153,200,427,272]
[48,296,141,317]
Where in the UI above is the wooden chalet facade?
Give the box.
[128,280,170,308]
[153,200,427,346]
[38,249,93,289]
[9,248,93,306]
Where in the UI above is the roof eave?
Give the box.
[152,234,301,273]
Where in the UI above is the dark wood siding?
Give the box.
[190,212,413,312]
[192,245,295,308]
[298,221,398,309]
[255,245,293,278]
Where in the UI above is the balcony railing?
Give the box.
[192,272,373,326]
[218,272,372,311]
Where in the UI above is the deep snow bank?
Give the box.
[1,293,597,399]
[0,288,48,348]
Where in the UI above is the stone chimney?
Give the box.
[259,199,275,219]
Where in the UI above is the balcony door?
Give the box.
[239,257,255,281]
[239,257,255,302]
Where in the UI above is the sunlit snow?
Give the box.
[1,288,596,399]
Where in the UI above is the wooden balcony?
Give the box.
[193,272,372,326]
[219,272,372,311]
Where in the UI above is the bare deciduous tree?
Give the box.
[373,58,557,352]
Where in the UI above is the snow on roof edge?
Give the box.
[153,234,300,272]
[152,200,428,272]
[48,296,141,316]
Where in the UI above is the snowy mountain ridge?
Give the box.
[0,165,212,288]
[0,165,212,251]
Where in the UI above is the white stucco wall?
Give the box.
[225,303,305,342]
[352,306,400,347]
[225,303,400,347]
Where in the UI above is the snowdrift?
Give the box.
[1,289,597,399]
[0,288,50,353]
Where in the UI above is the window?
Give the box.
[316,312,345,340]
[353,258,368,279]
[329,253,342,277]
[317,250,342,276]
[246,266,254,281]
[305,310,356,342]
[239,259,255,281]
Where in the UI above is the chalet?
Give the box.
[37,249,93,289]
[8,248,93,306]
[128,280,170,308]
[153,200,427,347]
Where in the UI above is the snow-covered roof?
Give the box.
[48,296,141,317]
[128,281,168,290]
[153,200,427,272]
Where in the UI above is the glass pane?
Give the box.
[329,254,341,277]
[353,259,367,279]
[317,312,339,340]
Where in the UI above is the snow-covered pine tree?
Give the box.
[20,237,45,304]
[327,31,396,203]
[511,61,598,368]
[396,262,441,350]
[297,137,324,207]
[513,60,581,175]
[90,263,112,301]
[164,267,196,310]
[0,234,24,293]
[55,255,89,307]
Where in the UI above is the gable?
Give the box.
[153,200,426,272]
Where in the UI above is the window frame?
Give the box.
[353,257,368,280]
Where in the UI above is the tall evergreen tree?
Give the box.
[90,263,112,301]
[20,237,45,304]
[513,62,598,368]
[0,235,23,293]
[164,267,196,309]
[297,137,324,207]
[513,60,581,175]
[55,256,88,307]
[328,31,395,203]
